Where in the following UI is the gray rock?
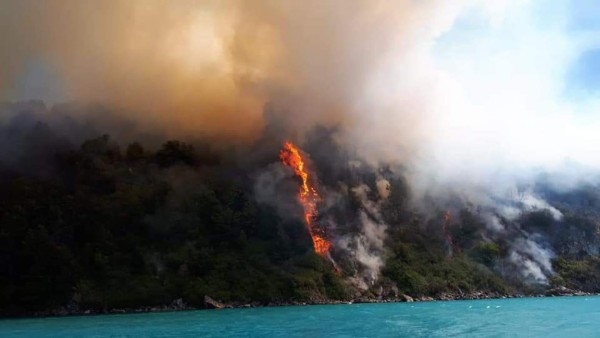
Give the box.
[170,298,186,310]
[204,295,231,309]
[401,294,414,302]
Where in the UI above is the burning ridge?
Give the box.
[279,141,332,256]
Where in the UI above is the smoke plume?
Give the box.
[342,180,390,288]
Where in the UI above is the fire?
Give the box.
[443,210,459,256]
[279,141,331,256]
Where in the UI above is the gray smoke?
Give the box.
[337,178,390,289]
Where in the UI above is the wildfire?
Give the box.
[442,210,459,256]
[279,141,331,256]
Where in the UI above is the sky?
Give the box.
[418,0,600,182]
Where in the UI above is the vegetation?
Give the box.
[552,257,600,291]
[1,133,598,316]
[382,213,510,297]
[0,135,348,315]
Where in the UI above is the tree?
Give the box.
[155,140,196,167]
[126,142,145,161]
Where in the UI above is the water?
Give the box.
[1,296,599,337]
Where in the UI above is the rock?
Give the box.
[53,307,69,316]
[170,298,187,310]
[354,297,378,303]
[438,293,458,301]
[66,301,79,314]
[385,285,399,299]
[400,294,414,302]
[204,295,229,309]
[546,286,577,297]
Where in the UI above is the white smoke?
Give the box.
[509,237,555,284]
[478,189,562,283]
[338,178,390,288]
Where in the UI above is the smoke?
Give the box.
[254,163,301,220]
[0,0,264,140]
[508,237,555,284]
[338,179,389,288]
[4,1,600,172]
[0,0,457,149]
[4,0,600,286]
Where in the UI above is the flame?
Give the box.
[443,210,459,256]
[280,141,331,256]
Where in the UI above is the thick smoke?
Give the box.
[0,0,459,148]
[3,0,600,286]
[4,1,599,170]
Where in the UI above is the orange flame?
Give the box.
[280,141,331,256]
[443,210,459,256]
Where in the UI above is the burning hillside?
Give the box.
[279,142,331,256]
[2,101,600,316]
[4,0,600,316]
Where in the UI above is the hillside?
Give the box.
[2,116,599,316]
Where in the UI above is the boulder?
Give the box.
[400,294,414,302]
[546,286,576,297]
[438,292,461,301]
[170,298,187,310]
[204,295,229,309]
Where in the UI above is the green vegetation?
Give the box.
[1,133,598,316]
[552,257,600,291]
[0,135,347,315]
[382,215,510,297]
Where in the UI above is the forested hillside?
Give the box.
[2,103,600,316]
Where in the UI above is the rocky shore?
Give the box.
[25,287,598,318]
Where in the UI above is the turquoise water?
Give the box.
[1,297,599,337]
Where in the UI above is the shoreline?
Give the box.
[6,287,596,319]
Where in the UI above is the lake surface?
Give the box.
[1,296,599,337]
